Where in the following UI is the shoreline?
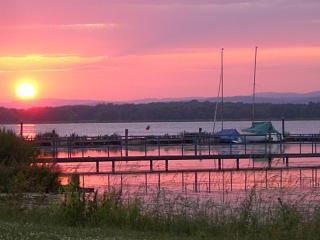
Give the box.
[1,118,320,125]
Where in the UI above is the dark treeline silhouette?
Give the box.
[1,101,320,123]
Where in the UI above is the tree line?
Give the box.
[0,101,320,123]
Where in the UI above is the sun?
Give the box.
[16,82,37,99]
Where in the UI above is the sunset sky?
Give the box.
[1,0,320,102]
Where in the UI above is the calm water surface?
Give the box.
[2,120,320,199]
[2,120,320,138]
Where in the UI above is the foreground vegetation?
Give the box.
[1,101,320,123]
[1,189,320,240]
[0,129,60,193]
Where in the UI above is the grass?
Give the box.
[1,189,320,240]
[0,220,175,240]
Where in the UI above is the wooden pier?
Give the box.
[31,132,320,194]
[35,133,320,175]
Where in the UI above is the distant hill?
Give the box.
[1,101,320,124]
[131,91,320,104]
[1,91,320,109]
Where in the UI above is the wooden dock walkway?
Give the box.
[35,132,320,175]
[32,133,320,193]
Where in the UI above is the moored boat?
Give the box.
[242,121,281,142]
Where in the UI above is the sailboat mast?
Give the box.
[212,48,224,134]
[221,48,224,130]
[252,46,258,123]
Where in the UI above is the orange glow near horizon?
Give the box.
[16,81,37,99]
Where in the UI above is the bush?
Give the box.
[0,129,61,193]
[0,129,35,167]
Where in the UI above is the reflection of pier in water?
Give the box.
[35,134,320,194]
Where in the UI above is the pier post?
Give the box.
[230,171,233,191]
[96,161,100,173]
[194,136,198,156]
[144,138,147,156]
[265,170,268,189]
[125,129,128,157]
[53,130,57,160]
[181,134,184,156]
[67,138,70,159]
[218,159,222,170]
[120,139,123,157]
[194,172,198,193]
[199,128,202,155]
[299,142,302,154]
[268,157,272,168]
[236,158,240,170]
[165,159,169,172]
[264,139,267,155]
[244,171,247,191]
[208,136,211,155]
[208,171,211,193]
[112,160,115,173]
[82,142,85,158]
[312,169,315,188]
[157,136,160,156]
[280,170,283,188]
[145,173,148,194]
[222,172,225,201]
[181,172,184,192]
[20,122,24,137]
[285,157,289,167]
[158,172,161,191]
[150,160,153,172]
[282,118,285,138]
[108,174,110,192]
[244,136,247,154]
[120,174,123,194]
[300,169,302,188]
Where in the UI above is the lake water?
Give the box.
[3,120,320,200]
[2,120,320,138]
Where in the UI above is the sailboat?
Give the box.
[241,47,281,142]
[213,48,242,143]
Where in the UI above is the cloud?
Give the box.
[0,23,118,30]
[0,54,108,72]
[59,23,117,29]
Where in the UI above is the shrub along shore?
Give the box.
[1,129,320,239]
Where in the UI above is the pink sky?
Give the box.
[0,0,320,102]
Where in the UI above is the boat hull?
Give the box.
[241,133,281,143]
